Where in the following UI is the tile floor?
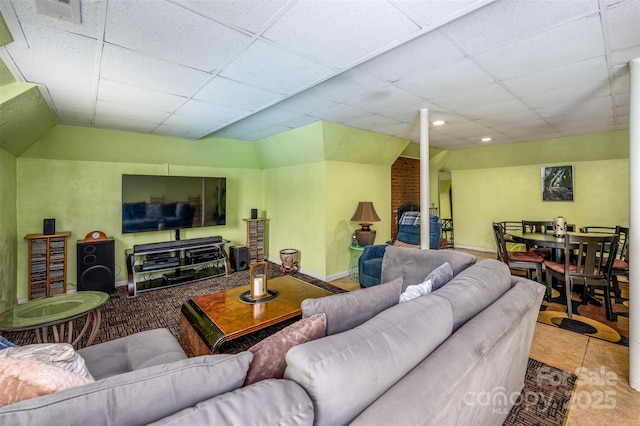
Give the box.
[329,248,640,425]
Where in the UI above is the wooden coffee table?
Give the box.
[179,275,332,356]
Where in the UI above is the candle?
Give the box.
[253,274,265,297]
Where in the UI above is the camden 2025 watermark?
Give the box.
[462,365,617,414]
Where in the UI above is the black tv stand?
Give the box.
[126,236,228,297]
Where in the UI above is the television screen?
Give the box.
[122,174,226,234]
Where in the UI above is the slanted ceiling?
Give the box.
[0,0,638,152]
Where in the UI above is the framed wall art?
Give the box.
[541,165,574,201]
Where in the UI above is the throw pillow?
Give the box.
[301,277,403,335]
[0,343,93,380]
[0,336,16,350]
[0,358,93,407]
[243,313,326,386]
[399,262,453,303]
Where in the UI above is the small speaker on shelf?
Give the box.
[230,246,249,272]
[43,218,56,235]
[251,209,258,219]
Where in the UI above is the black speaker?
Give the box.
[251,209,258,219]
[43,218,55,235]
[230,246,248,272]
[77,239,115,293]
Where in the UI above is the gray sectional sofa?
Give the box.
[0,247,545,426]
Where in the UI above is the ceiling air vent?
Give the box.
[35,0,81,24]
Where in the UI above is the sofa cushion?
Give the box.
[433,259,512,330]
[244,313,326,386]
[0,352,253,426]
[381,246,476,290]
[301,277,403,335]
[150,379,314,426]
[285,294,453,426]
[0,343,93,380]
[0,358,93,408]
[77,328,186,380]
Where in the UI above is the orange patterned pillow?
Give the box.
[244,313,326,386]
[0,357,94,407]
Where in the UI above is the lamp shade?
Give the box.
[351,201,381,224]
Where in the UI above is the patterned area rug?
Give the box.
[4,262,345,349]
[503,359,576,426]
[539,279,629,346]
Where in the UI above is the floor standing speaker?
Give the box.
[230,246,249,272]
[77,239,115,293]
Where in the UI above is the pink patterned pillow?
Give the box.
[0,357,94,407]
[244,313,326,386]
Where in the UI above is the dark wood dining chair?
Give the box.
[522,220,554,258]
[579,226,616,234]
[610,226,629,299]
[492,222,544,286]
[543,233,619,321]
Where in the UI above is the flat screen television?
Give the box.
[122,174,226,235]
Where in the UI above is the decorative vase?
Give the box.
[553,216,567,237]
[279,249,299,274]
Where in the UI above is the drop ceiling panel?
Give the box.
[395,0,480,27]
[472,15,605,80]
[98,79,187,113]
[345,114,401,131]
[604,0,640,50]
[100,45,211,96]
[380,101,441,123]
[358,31,466,82]
[268,93,335,115]
[432,83,514,111]
[11,0,101,38]
[104,0,252,72]
[193,77,283,110]
[522,80,611,110]
[442,0,599,54]
[262,1,419,68]
[96,100,170,124]
[177,0,292,33]
[396,59,494,99]
[219,39,333,94]
[95,115,161,134]
[302,69,388,103]
[309,103,371,123]
[345,86,424,113]
[157,114,226,138]
[457,99,531,121]
[175,99,250,124]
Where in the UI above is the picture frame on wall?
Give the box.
[541,165,574,201]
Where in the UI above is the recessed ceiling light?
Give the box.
[432,120,445,126]
[481,137,492,142]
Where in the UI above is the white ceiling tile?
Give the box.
[504,129,563,141]
[309,104,371,123]
[244,108,298,125]
[358,30,466,82]
[442,0,599,54]
[178,0,291,33]
[176,99,250,123]
[280,115,319,128]
[374,122,417,140]
[345,86,424,113]
[396,59,494,98]
[98,79,187,113]
[303,69,388,102]
[270,93,336,114]
[523,80,611,112]
[104,0,251,72]
[432,83,513,111]
[57,109,93,125]
[100,45,211,96]
[193,77,283,110]
[50,94,95,112]
[11,0,102,38]
[262,1,419,68]
[395,0,479,27]
[502,56,609,97]
[158,114,227,137]
[472,15,605,80]
[220,39,333,94]
[604,0,640,51]
[95,115,160,134]
[474,110,541,128]
[96,100,170,123]
[435,120,492,139]
[380,101,441,124]
[610,45,640,68]
[345,114,400,131]
[544,97,615,124]
[457,99,531,121]
[245,124,293,140]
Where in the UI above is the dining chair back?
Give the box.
[522,220,553,233]
[579,226,616,234]
[492,222,543,285]
[610,226,629,298]
[544,233,619,321]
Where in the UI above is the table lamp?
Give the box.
[351,201,381,246]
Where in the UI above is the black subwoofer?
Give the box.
[230,246,249,272]
[77,239,115,293]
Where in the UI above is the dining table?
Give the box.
[506,231,569,261]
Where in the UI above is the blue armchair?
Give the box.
[358,213,442,288]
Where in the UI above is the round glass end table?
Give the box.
[0,291,110,348]
[349,244,364,281]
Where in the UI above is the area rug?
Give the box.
[538,279,629,347]
[503,358,576,426]
[4,262,345,347]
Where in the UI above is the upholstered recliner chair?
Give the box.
[358,213,442,288]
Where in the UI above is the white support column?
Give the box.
[420,108,430,250]
[629,58,640,392]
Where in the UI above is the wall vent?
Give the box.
[35,0,81,24]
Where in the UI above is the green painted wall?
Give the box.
[0,148,17,310]
[452,159,629,250]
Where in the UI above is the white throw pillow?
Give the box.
[0,343,93,380]
[399,262,453,303]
